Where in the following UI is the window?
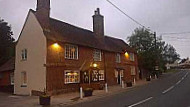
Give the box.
[65,44,78,60]
[131,66,136,75]
[129,53,135,61]
[116,53,121,63]
[120,70,124,77]
[10,73,14,85]
[99,70,104,80]
[93,49,101,61]
[64,70,80,84]
[21,71,27,86]
[92,70,99,81]
[21,49,27,60]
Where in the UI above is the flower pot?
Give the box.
[39,96,51,105]
[146,77,151,81]
[83,88,93,97]
[126,81,132,87]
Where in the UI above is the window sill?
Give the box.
[21,85,27,87]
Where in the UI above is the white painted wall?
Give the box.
[14,11,47,95]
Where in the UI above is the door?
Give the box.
[115,69,124,85]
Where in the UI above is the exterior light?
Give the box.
[125,52,129,58]
[53,43,59,48]
[93,63,98,68]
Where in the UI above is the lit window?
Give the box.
[21,49,27,60]
[99,70,104,80]
[116,53,121,63]
[129,53,135,61]
[120,70,124,77]
[64,70,80,84]
[21,71,27,86]
[65,44,78,60]
[10,73,14,85]
[93,49,101,61]
[130,66,136,75]
[92,70,99,81]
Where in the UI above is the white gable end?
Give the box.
[14,10,47,95]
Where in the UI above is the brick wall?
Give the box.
[46,40,138,93]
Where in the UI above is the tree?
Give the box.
[0,18,15,65]
[128,27,180,77]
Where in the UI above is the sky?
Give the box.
[0,0,190,58]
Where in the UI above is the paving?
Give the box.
[0,78,149,107]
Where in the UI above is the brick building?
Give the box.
[0,58,14,93]
[14,0,138,95]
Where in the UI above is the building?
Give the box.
[14,0,138,95]
[0,58,14,93]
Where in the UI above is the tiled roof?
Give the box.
[0,58,15,72]
[31,9,134,53]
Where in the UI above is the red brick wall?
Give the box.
[46,40,138,93]
[0,71,11,86]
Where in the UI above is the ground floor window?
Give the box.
[64,70,80,84]
[92,70,99,82]
[99,70,105,80]
[21,71,27,86]
[10,72,14,85]
[131,66,136,75]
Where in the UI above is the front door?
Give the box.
[115,69,124,85]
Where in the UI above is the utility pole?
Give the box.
[154,32,159,78]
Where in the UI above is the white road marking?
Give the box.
[162,86,174,94]
[128,97,153,107]
[176,80,181,85]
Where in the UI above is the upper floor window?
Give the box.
[129,53,135,61]
[93,49,101,61]
[116,53,121,63]
[21,49,27,60]
[65,44,78,60]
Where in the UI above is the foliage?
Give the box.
[128,27,180,74]
[0,18,15,65]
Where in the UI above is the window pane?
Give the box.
[65,45,78,59]
[64,70,80,84]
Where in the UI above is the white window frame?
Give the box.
[99,70,105,81]
[130,66,136,75]
[10,72,14,85]
[64,70,80,84]
[129,53,135,61]
[116,53,121,63]
[65,44,78,60]
[21,71,27,86]
[93,49,101,61]
[21,49,27,60]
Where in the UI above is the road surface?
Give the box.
[68,69,190,107]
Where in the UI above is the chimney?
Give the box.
[93,8,104,38]
[35,0,50,29]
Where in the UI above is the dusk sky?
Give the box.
[0,0,190,58]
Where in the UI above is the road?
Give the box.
[68,70,190,107]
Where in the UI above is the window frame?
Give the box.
[21,49,27,61]
[130,66,136,75]
[99,70,105,81]
[64,70,80,84]
[129,53,135,61]
[10,72,14,85]
[21,71,27,87]
[65,44,78,60]
[116,53,121,63]
[93,49,102,61]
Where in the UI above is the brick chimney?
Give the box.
[35,0,50,29]
[93,8,104,38]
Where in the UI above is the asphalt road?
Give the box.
[68,69,190,107]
